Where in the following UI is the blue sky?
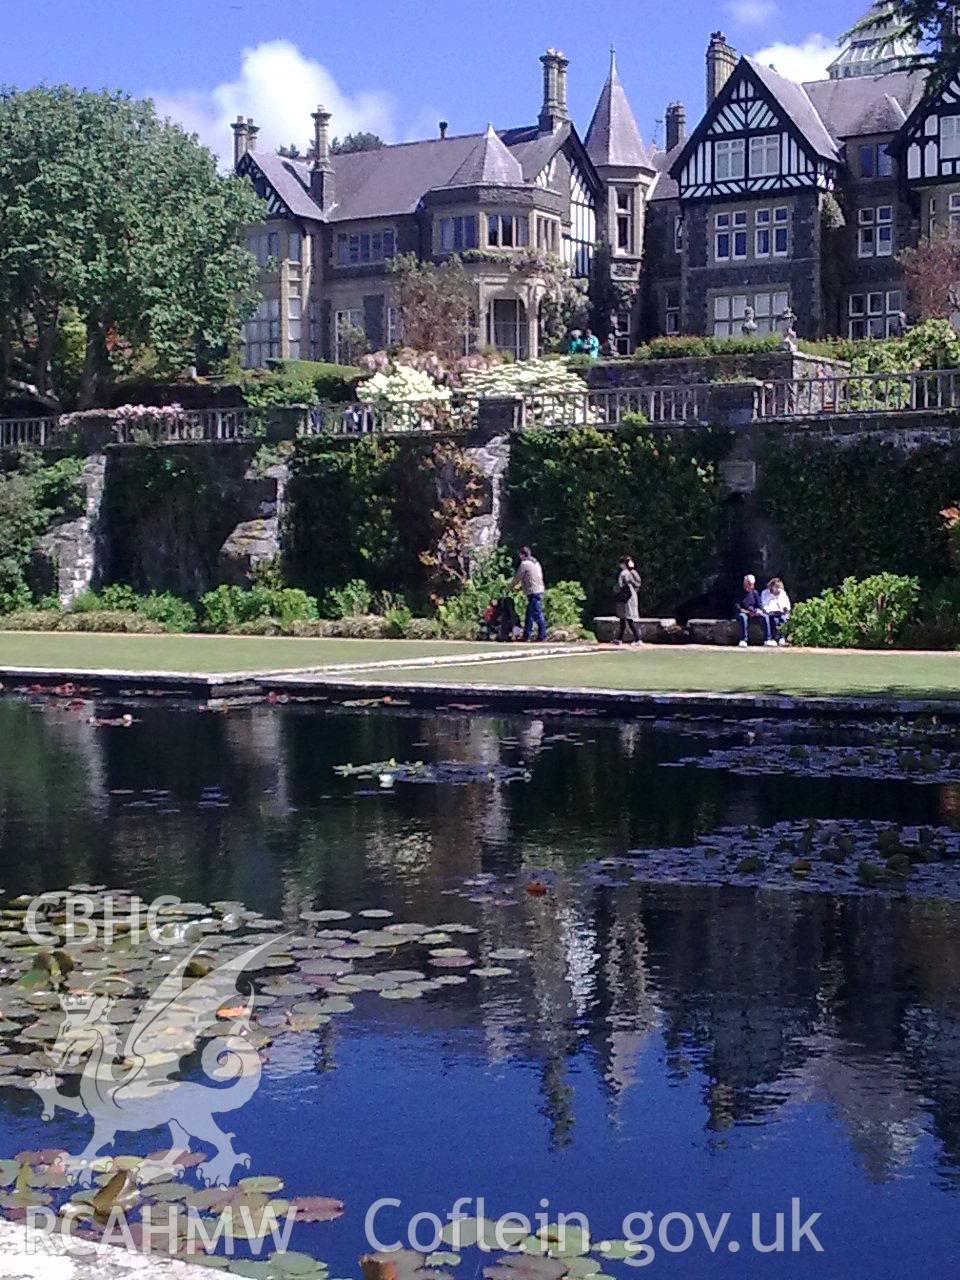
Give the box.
[2,0,873,159]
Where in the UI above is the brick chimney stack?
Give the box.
[665,101,686,151]
[231,115,249,167]
[439,120,448,139]
[706,31,737,107]
[539,48,570,133]
[311,105,335,211]
[245,117,260,152]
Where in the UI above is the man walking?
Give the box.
[511,546,547,642]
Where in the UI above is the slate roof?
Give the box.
[803,68,925,140]
[245,125,557,223]
[649,143,684,202]
[585,52,654,170]
[443,124,525,187]
[745,59,841,161]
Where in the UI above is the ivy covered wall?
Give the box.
[757,434,960,598]
[284,437,437,609]
[504,426,733,616]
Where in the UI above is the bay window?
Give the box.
[487,214,529,248]
[439,215,478,253]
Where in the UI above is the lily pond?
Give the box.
[1,696,960,1278]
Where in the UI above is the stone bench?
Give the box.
[685,617,772,646]
[593,616,682,644]
[593,616,772,645]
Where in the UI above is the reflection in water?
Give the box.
[2,698,960,1273]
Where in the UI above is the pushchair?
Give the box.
[479,596,521,642]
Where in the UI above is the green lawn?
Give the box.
[0,632,492,674]
[336,647,960,700]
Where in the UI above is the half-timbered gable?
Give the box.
[894,73,960,185]
[670,59,840,202]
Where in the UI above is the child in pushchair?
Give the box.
[480,596,521,642]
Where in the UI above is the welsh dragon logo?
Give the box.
[30,937,281,1188]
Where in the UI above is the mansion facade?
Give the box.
[235,2,960,363]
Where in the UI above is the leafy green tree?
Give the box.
[0,86,265,408]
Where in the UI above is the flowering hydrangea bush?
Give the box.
[459,359,597,426]
[356,365,452,430]
[358,348,503,387]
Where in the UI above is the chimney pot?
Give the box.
[665,101,686,151]
[706,30,737,108]
[539,47,570,134]
[310,104,335,211]
[439,120,448,139]
[231,115,249,167]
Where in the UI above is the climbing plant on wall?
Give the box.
[757,435,960,597]
[504,423,730,616]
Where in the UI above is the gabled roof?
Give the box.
[803,68,925,141]
[443,123,525,187]
[669,57,839,184]
[585,50,653,170]
[746,59,840,161]
[888,63,960,154]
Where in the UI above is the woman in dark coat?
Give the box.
[614,556,643,645]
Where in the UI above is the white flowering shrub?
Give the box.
[459,359,597,426]
[356,365,451,431]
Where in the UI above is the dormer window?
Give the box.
[714,139,745,181]
[749,134,780,178]
[487,214,529,248]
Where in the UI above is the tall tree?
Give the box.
[389,254,476,363]
[850,2,959,83]
[0,86,265,408]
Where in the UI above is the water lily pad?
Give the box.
[488,949,531,962]
[316,996,354,1014]
[429,948,469,958]
[471,968,513,979]
[354,931,403,949]
[429,956,473,969]
[239,1175,284,1194]
[427,1253,462,1268]
[329,945,376,960]
[289,1195,344,1222]
[302,910,351,923]
[268,1251,329,1277]
[379,987,424,1001]
[359,909,394,919]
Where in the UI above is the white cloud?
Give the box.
[751,33,837,82]
[727,0,778,27]
[150,40,396,163]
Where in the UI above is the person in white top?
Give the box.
[761,577,791,646]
